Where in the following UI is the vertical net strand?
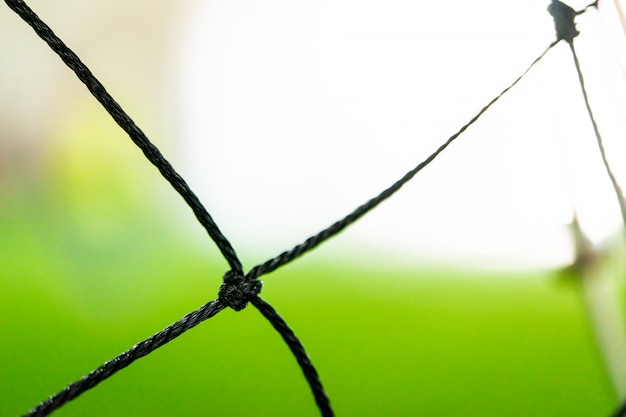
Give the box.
[251,297,334,417]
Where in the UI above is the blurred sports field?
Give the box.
[0,159,616,416]
[1,1,624,415]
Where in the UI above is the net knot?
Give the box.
[218,270,262,311]
[548,0,579,43]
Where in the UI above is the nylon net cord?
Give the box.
[570,42,626,226]
[3,0,614,415]
[548,2,626,414]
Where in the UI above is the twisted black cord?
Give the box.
[6,1,605,417]
[24,300,226,417]
[4,0,243,275]
[246,39,558,281]
[251,297,333,417]
[568,42,626,226]
[548,2,626,415]
[577,0,600,15]
[6,1,333,415]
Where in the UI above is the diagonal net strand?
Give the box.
[5,0,606,416]
[4,0,243,275]
[577,0,600,15]
[251,297,333,417]
[6,1,332,415]
[24,300,226,417]
[246,39,559,281]
[560,5,626,417]
[568,42,626,227]
[550,1,626,414]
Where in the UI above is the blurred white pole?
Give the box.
[614,0,626,38]
[570,216,626,400]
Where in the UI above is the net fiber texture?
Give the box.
[5,0,621,416]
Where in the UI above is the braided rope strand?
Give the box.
[24,300,226,417]
[5,0,607,416]
[4,0,243,275]
[5,1,334,415]
[568,42,626,226]
[548,2,626,415]
[252,297,333,417]
[246,39,559,281]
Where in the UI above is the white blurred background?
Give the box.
[2,0,626,270]
[177,0,626,269]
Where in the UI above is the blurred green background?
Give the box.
[1,1,625,416]
[0,115,618,415]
